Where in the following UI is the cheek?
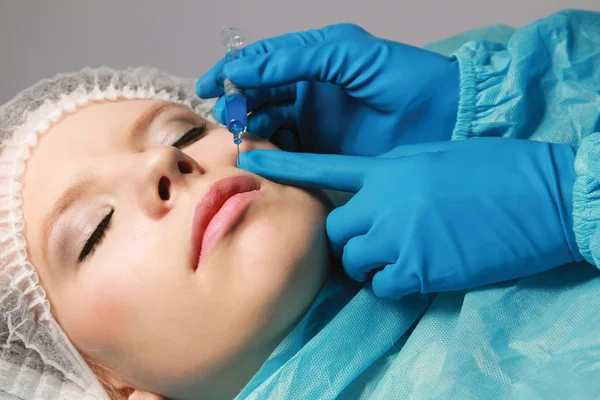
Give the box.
[59,263,134,352]
[61,224,185,351]
[185,129,278,166]
[244,133,279,151]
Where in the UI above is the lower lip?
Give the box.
[197,190,259,266]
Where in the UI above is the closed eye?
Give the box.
[79,209,114,263]
[172,124,208,149]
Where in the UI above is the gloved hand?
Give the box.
[196,24,459,156]
[239,138,583,300]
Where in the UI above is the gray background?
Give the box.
[1,0,599,103]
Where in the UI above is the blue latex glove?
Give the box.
[239,138,583,300]
[197,24,459,156]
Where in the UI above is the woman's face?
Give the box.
[21,99,331,399]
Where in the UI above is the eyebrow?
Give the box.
[129,102,181,143]
[41,102,179,265]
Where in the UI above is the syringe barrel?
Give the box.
[224,79,247,136]
[221,28,244,61]
[221,28,248,139]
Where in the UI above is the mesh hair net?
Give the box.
[0,67,216,399]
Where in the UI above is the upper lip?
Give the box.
[190,175,261,269]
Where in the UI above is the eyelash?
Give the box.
[171,124,207,149]
[78,125,207,263]
[79,209,113,263]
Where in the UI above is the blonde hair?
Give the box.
[81,353,133,400]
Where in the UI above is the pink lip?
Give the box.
[191,175,261,270]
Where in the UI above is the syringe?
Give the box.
[221,28,248,162]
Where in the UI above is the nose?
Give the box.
[127,146,200,217]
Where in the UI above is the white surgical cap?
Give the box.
[0,67,216,399]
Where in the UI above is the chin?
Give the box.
[251,207,329,291]
[236,221,330,347]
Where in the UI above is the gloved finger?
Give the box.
[244,85,297,112]
[238,150,378,191]
[372,264,421,301]
[377,141,455,158]
[196,29,327,98]
[222,40,373,90]
[196,23,373,98]
[196,60,227,98]
[212,96,227,125]
[213,86,297,126]
[341,235,387,282]
[247,103,298,139]
[269,129,301,152]
[238,29,326,56]
[325,192,372,256]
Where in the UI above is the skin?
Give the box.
[21,99,331,399]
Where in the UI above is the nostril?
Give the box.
[158,176,170,201]
[178,161,193,174]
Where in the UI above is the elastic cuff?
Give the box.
[450,48,479,141]
[572,133,600,266]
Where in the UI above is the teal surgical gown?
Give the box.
[236,10,600,400]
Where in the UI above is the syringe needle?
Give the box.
[237,143,240,166]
